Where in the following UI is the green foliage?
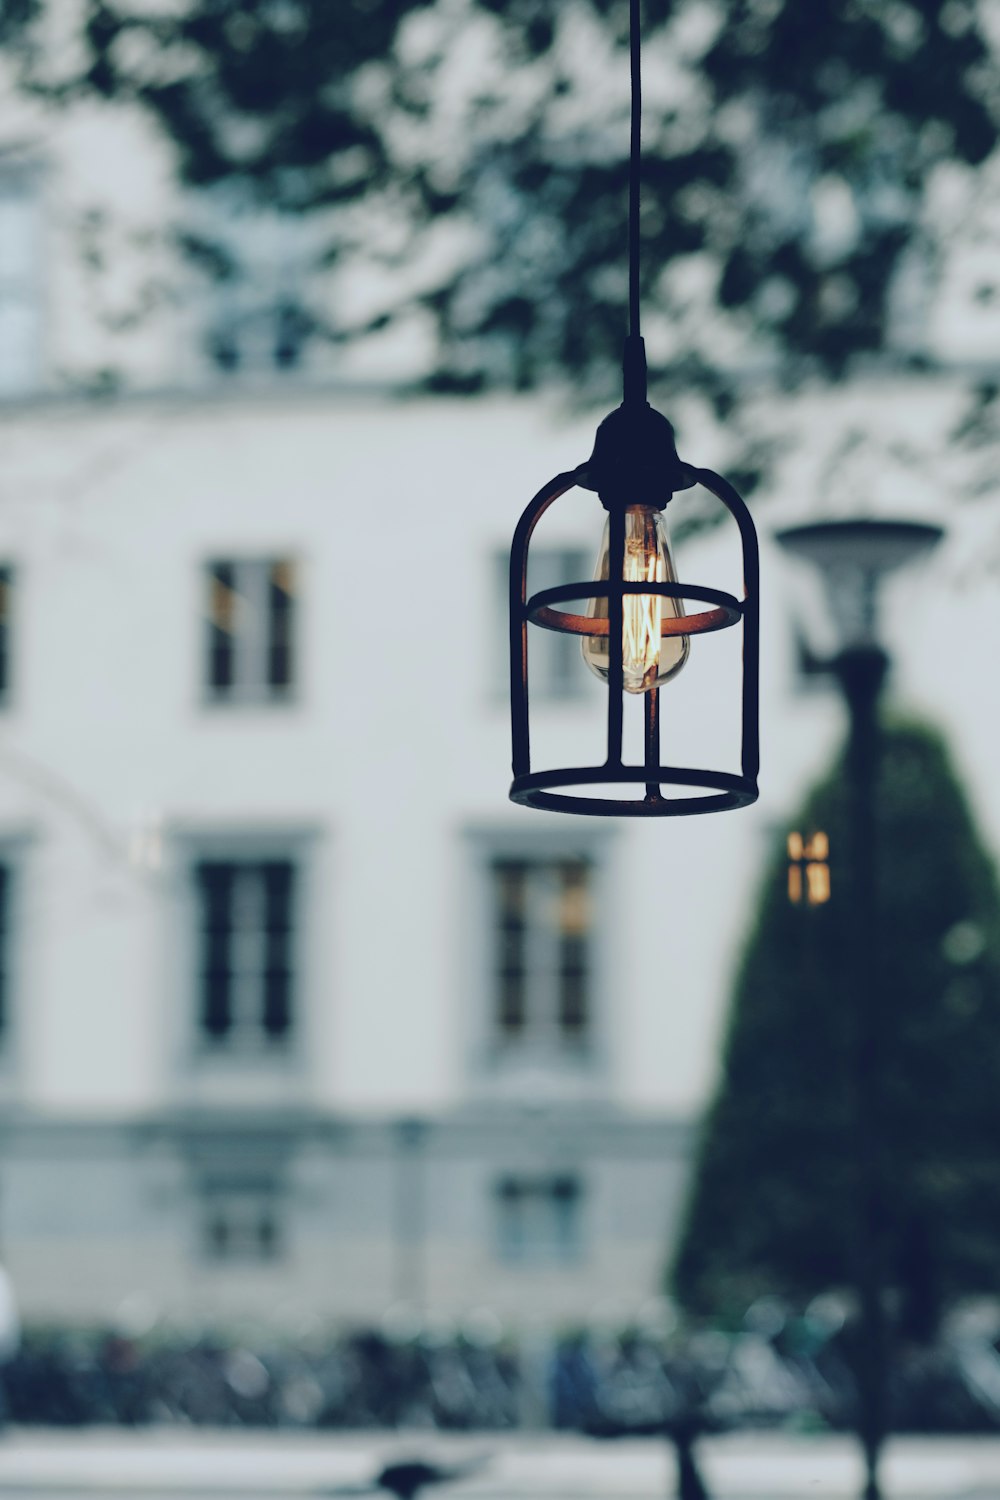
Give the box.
[412,0,998,396]
[75,0,430,207]
[3,0,997,395]
[672,721,1000,1338]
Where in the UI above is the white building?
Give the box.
[0,23,998,1336]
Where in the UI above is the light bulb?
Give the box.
[581,506,689,693]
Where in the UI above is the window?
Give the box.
[195,858,296,1048]
[0,162,41,397]
[186,190,322,376]
[495,1174,583,1265]
[200,1176,283,1262]
[204,558,296,702]
[206,297,313,374]
[787,829,831,906]
[499,546,589,700]
[491,856,592,1056]
[0,566,14,702]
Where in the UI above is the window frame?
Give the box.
[194,856,297,1052]
[493,544,593,705]
[198,1173,287,1265]
[201,555,300,707]
[166,827,320,1086]
[462,827,616,1095]
[184,187,326,379]
[490,855,593,1058]
[493,1171,585,1267]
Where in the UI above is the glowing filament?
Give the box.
[582,506,689,694]
[623,540,665,690]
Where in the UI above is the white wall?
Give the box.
[0,382,991,1126]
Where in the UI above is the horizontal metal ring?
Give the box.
[525,581,742,638]
[510,765,759,817]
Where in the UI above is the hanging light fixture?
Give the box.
[509,0,759,817]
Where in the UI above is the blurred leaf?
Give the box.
[2,0,997,407]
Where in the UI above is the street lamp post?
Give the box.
[775,518,943,1500]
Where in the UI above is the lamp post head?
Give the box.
[775,517,944,655]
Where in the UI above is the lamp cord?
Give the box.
[623,0,647,406]
[629,0,641,341]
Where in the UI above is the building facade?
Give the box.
[0,385,725,1330]
[0,17,996,1336]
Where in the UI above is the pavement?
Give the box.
[0,1430,998,1500]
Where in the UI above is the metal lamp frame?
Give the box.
[505,0,760,818]
[509,432,760,817]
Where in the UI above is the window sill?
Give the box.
[488,1042,595,1067]
[199,1250,286,1269]
[494,1253,584,1270]
[194,1038,297,1065]
[179,1050,305,1110]
[199,692,300,712]
[472,1050,608,1105]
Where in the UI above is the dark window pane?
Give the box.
[261,860,294,925]
[560,973,587,1034]
[206,563,236,694]
[268,561,295,689]
[261,860,294,1035]
[0,566,12,700]
[498,975,525,1034]
[557,861,590,1035]
[493,861,527,1037]
[209,644,234,691]
[262,968,291,1037]
[196,861,235,1037]
[266,927,293,967]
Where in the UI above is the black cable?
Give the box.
[629,0,641,341]
[622,0,646,406]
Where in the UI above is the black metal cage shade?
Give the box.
[509,462,760,817]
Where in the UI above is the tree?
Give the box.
[672,721,1000,1342]
[3,0,997,409]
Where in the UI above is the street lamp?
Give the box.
[775,515,943,1500]
[776,518,942,652]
